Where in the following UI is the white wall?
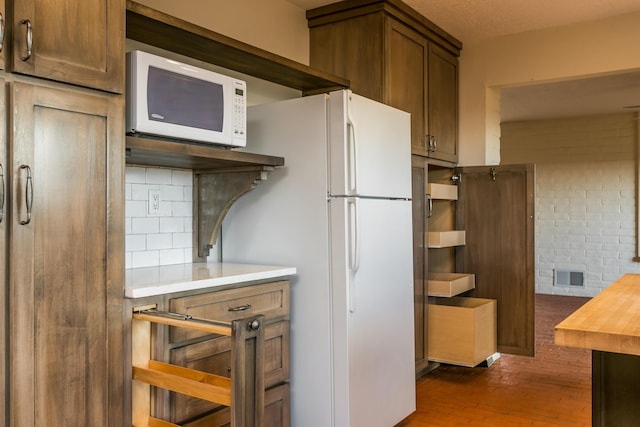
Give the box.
[459,12,640,166]
[501,113,639,296]
[133,0,310,64]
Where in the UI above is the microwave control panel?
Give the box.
[233,81,247,141]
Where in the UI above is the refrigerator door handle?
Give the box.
[347,197,360,313]
[347,109,358,195]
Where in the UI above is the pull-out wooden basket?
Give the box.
[428,297,496,367]
[132,309,265,427]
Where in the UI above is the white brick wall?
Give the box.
[501,113,639,296]
[125,166,193,269]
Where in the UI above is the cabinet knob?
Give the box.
[249,319,261,331]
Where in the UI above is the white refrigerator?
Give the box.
[221,90,416,427]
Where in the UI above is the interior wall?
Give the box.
[459,11,640,166]
[133,0,310,64]
[501,113,638,297]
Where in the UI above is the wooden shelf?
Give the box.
[428,183,458,200]
[125,136,284,170]
[126,0,349,95]
[428,273,475,297]
[427,230,466,248]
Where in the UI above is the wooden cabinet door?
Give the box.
[455,164,535,356]
[0,2,5,70]
[0,78,6,427]
[427,44,458,163]
[9,82,124,427]
[386,19,429,156]
[11,0,124,93]
[411,155,430,374]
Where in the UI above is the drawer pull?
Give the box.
[228,304,252,312]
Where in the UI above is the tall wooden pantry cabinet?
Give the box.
[307,0,462,375]
[1,0,125,426]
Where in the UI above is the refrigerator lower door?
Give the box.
[330,197,416,427]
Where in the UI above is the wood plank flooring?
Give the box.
[400,294,592,426]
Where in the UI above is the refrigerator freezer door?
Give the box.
[330,197,416,427]
[328,90,412,199]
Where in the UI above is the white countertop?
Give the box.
[125,262,296,298]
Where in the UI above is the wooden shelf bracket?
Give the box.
[194,167,273,260]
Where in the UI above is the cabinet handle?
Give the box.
[228,304,252,312]
[0,163,4,223]
[19,164,32,225]
[20,19,32,61]
[0,13,4,52]
[426,135,437,152]
[426,193,432,219]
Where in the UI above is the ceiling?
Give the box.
[287,0,640,122]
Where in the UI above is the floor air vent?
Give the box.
[554,269,585,287]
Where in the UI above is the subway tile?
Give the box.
[160,217,184,233]
[146,167,172,184]
[160,248,185,265]
[131,217,159,234]
[125,166,146,183]
[132,250,159,268]
[147,233,173,250]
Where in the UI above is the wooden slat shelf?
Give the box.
[133,360,232,406]
[126,0,349,95]
[428,272,475,297]
[427,230,466,248]
[125,136,284,170]
[428,183,458,200]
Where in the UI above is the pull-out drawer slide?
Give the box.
[132,306,265,427]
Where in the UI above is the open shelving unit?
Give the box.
[426,168,495,368]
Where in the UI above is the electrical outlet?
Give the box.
[148,190,161,215]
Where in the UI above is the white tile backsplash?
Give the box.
[126,165,193,269]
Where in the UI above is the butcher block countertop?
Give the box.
[555,274,640,356]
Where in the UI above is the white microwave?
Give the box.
[126,50,247,148]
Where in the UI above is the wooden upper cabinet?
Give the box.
[427,43,458,163]
[387,20,429,156]
[11,0,124,93]
[308,0,461,163]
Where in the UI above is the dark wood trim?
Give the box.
[125,136,284,170]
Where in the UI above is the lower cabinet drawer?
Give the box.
[169,281,290,343]
[180,383,290,427]
[428,296,496,367]
[169,320,290,423]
